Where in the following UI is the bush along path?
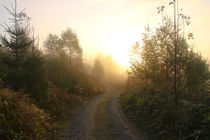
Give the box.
[63,88,147,140]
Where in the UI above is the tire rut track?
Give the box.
[63,88,145,140]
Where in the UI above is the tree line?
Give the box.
[0,2,107,139]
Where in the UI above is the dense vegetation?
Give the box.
[1,1,210,140]
[0,4,105,139]
[120,18,210,140]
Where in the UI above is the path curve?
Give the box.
[63,88,146,140]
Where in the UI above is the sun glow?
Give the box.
[96,27,142,67]
[1,0,210,67]
[108,49,129,68]
[105,33,132,67]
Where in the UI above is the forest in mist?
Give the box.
[0,1,126,139]
[0,0,210,140]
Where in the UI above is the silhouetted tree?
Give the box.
[61,28,82,65]
[0,1,48,103]
[44,34,64,56]
[0,1,32,90]
[44,28,85,94]
[44,28,83,67]
[129,19,210,101]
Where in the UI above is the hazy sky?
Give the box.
[0,0,210,66]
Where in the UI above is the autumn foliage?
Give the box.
[120,18,210,139]
[0,89,51,139]
[0,3,104,139]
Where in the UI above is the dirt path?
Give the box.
[63,88,146,140]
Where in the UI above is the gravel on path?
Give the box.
[63,88,147,140]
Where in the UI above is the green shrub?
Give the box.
[120,88,210,140]
[178,104,210,140]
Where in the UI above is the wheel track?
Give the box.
[63,88,146,140]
